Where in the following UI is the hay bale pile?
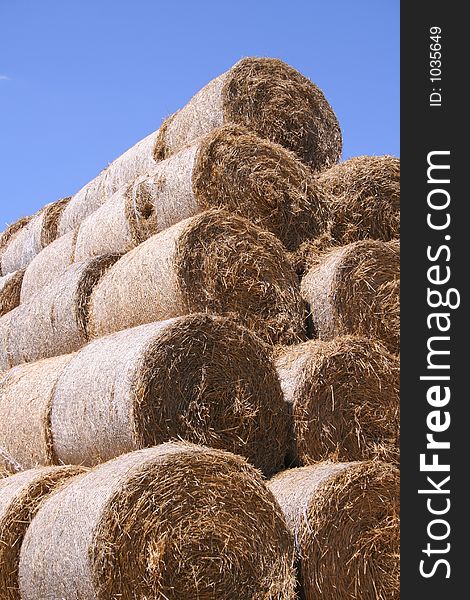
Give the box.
[0,465,84,600]
[0,56,400,595]
[19,443,296,600]
[269,461,400,600]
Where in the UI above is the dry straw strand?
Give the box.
[275,336,400,465]
[155,57,342,170]
[0,354,76,469]
[0,465,84,600]
[58,131,159,235]
[0,447,22,476]
[317,155,400,244]
[50,314,288,474]
[301,239,400,353]
[19,443,296,600]
[1,253,119,369]
[0,198,70,275]
[0,270,24,317]
[90,210,306,346]
[268,461,400,600]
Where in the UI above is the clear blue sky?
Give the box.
[0,0,399,227]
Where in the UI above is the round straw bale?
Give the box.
[0,465,84,600]
[0,354,76,469]
[0,270,24,317]
[19,228,77,304]
[58,130,159,235]
[51,314,288,474]
[0,198,71,275]
[19,442,296,600]
[3,254,119,369]
[301,239,400,353]
[155,57,342,171]
[268,461,400,600]
[318,155,400,243]
[90,210,305,345]
[0,217,32,276]
[275,336,400,465]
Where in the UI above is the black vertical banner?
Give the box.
[401,3,465,599]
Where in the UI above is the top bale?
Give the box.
[155,57,342,171]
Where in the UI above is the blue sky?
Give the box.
[0,1,399,226]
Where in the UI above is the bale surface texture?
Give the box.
[0,217,32,276]
[268,461,400,600]
[0,354,76,469]
[318,155,400,243]
[90,210,305,345]
[20,443,296,600]
[155,57,342,171]
[275,336,400,464]
[301,239,400,353]
[58,131,159,235]
[50,314,288,474]
[0,465,83,600]
[0,198,70,275]
[0,270,24,317]
[20,229,78,304]
[0,254,119,369]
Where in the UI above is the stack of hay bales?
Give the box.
[0,56,399,598]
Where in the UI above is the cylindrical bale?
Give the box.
[0,354,76,469]
[1,254,119,369]
[90,210,306,346]
[19,443,296,600]
[268,461,400,600]
[275,336,400,465]
[0,465,84,600]
[301,239,400,353]
[0,217,32,276]
[0,198,71,275]
[0,270,24,317]
[155,57,342,171]
[51,314,288,474]
[20,229,77,304]
[317,156,400,244]
[58,131,159,235]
